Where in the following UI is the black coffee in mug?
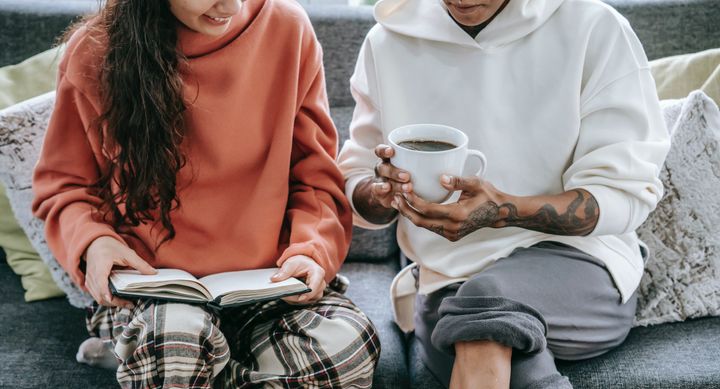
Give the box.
[397,139,457,152]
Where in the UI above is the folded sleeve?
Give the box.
[276,38,353,282]
[32,71,124,288]
[337,38,398,230]
[563,16,671,236]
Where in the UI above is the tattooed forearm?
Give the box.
[493,190,599,236]
[457,202,501,238]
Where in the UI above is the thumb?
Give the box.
[272,260,300,282]
[442,175,480,193]
[123,251,157,275]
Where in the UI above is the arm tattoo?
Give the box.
[428,224,446,238]
[498,190,598,236]
[457,202,501,238]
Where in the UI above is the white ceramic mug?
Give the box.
[388,124,487,203]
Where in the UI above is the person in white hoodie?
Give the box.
[337,0,670,388]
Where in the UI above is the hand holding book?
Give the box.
[102,241,325,309]
[272,255,327,304]
[85,236,157,310]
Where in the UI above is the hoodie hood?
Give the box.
[374,0,565,49]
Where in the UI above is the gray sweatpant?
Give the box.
[414,241,638,389]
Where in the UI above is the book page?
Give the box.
[198,268,307,301]
[110,269,212,300]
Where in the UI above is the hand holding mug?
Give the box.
[391,174,506,241]
[369,144,413,209]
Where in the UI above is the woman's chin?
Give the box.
[198,25,231,37]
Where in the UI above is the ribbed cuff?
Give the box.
[577,184,633,236]
[345,173,397,230]
[431,296,547,355]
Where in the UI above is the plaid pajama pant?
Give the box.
[86,289,380,389]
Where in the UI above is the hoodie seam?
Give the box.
[580,67,650,114]
[367,37,386,134]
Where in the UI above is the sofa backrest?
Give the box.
[314,0,720,108]
[1,0,718,110]
[607,0,720,61]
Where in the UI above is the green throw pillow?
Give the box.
[650,48,720,105]
[0,46,65,302]
[0,45,65,110]
[0,185,64,301]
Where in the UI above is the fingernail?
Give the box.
[441,175,452,184]
[381,183,390,191]
[105,294,112,302]
[391,199,398,209]
[272,272,282,279]
[299,295,306,301]
[401,183,410,192]
[398,172,409,181]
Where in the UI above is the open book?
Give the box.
[109,268,310,310]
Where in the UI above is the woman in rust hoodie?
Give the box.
[31,0,379,387]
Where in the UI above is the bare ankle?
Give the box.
[450,340,512,389]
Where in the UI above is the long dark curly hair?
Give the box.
[70,0,188,246]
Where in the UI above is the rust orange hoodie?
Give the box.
[31,0,352,288]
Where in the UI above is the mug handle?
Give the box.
[466,149,487,177]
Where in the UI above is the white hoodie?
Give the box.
[337,0,670,331]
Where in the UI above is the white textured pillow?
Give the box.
[635,90,720,326]
[0,92,94,308]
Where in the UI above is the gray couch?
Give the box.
[1,0,719,388]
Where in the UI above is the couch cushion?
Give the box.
[306,5,375,108]
[330,106,354,148]
[0,256,117,388]
[342,260,410,388]
[407,317,720,389]
[557,317,720,388]
[408,335,445,389]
